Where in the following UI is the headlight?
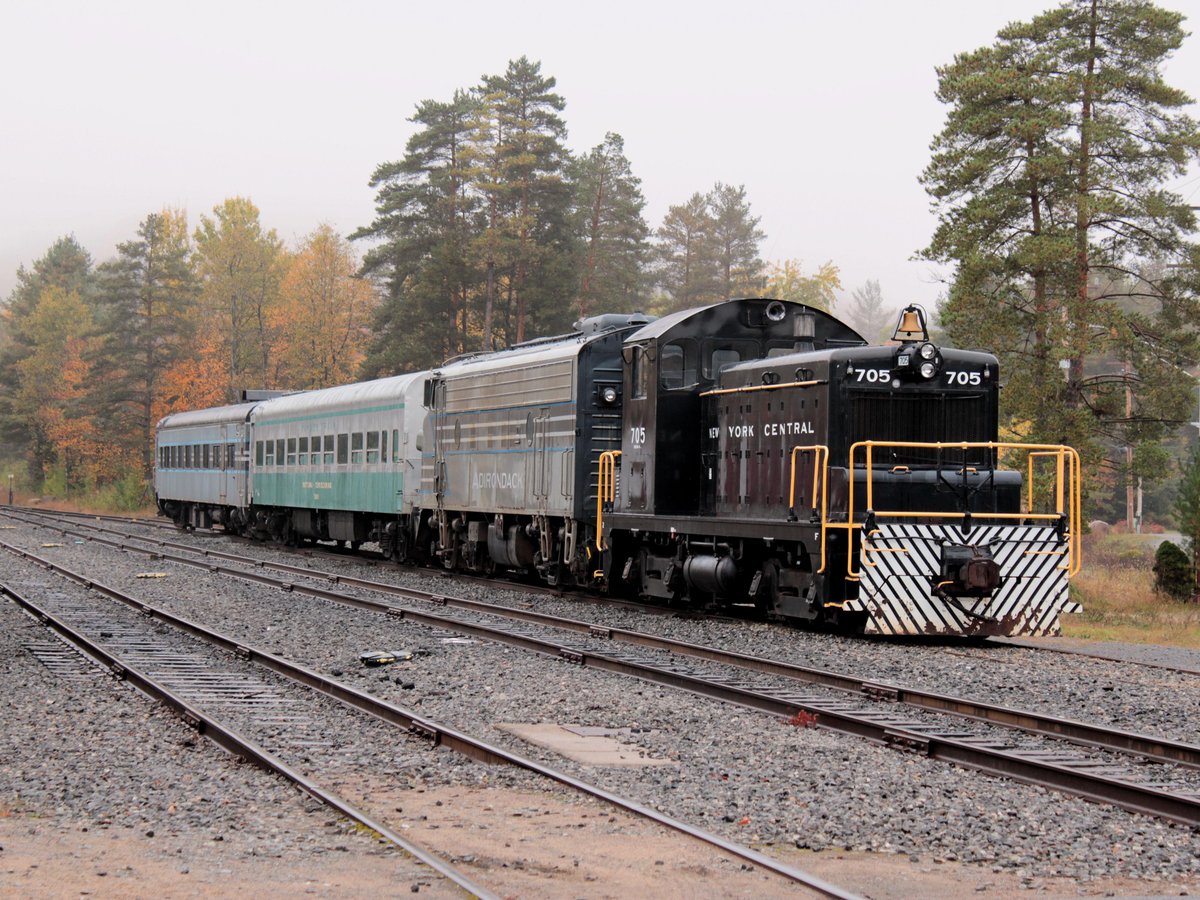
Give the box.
[600,386,619,405]
[919,362,938,379]
[919,342,937,360]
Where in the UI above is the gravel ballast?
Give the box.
[3,513,1199,892]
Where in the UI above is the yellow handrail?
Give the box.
[788,445,830,573]
[846,440,1082,580]
[597,450,621,550]
[700,379,820,398]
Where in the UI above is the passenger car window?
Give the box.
[337,434,349,465]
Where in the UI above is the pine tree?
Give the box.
[709,183,765,298]
[1176,445,1200,589]
[656,184,767,310]
[848,279,889,342]
[469,57,574,346]
[921,0,1200,484]
[568,132,650,318]
[355,91,483,373]
[93,209,198,476]
[656,192,719,310]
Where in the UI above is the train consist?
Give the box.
[155,297,1081,637]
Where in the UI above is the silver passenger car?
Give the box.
[154,401,258,529]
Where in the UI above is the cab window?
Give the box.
[659,340,698,390]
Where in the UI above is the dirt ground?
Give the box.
[3,783,1197,899]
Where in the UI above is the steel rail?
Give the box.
[2,580,496,900]
[14,507,1200,773]
[0,539,859,899]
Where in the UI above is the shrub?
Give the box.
[1153,541,1195,603]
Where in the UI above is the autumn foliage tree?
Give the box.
[273,225,375,389]
[194,197,288,397]
[13,287,112,493]
[762,259,842,312]
[0,236,93,482]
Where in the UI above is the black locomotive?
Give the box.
[596,298,1079,636]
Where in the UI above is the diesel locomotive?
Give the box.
[155,297,1081,637]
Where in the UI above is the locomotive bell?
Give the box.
[892,304,928,343]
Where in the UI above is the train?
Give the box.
[155,297,1082,637]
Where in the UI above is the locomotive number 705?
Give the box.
[944,371,982,386]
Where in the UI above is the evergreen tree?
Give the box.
[469,57,574,346]
[354,91,482,373]
[0,237,93,482]
[656,183,767,310]
[848,279,889,342]
[709,183,765,298]
[568,132,650,318]
[656,192,719,310]
[93,209,198,476]
[921,0,1200,487]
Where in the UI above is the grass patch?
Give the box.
[1064,532,1200,647]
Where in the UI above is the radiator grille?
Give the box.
[847,392,993,466]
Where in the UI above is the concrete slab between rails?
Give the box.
[496,723,676,767]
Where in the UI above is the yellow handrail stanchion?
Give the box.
[596,451,621,551]
[788,445,829,573]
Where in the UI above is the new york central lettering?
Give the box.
[726,421,814,439]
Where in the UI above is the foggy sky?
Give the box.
[2,0,1198,321]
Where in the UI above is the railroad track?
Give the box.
[19,505,1198,677]
[8,506,1200,831]
[3,572,495,897]
[0,531,856,899]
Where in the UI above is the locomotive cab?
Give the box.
[602,298,865,608]
[615,299,864,518]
